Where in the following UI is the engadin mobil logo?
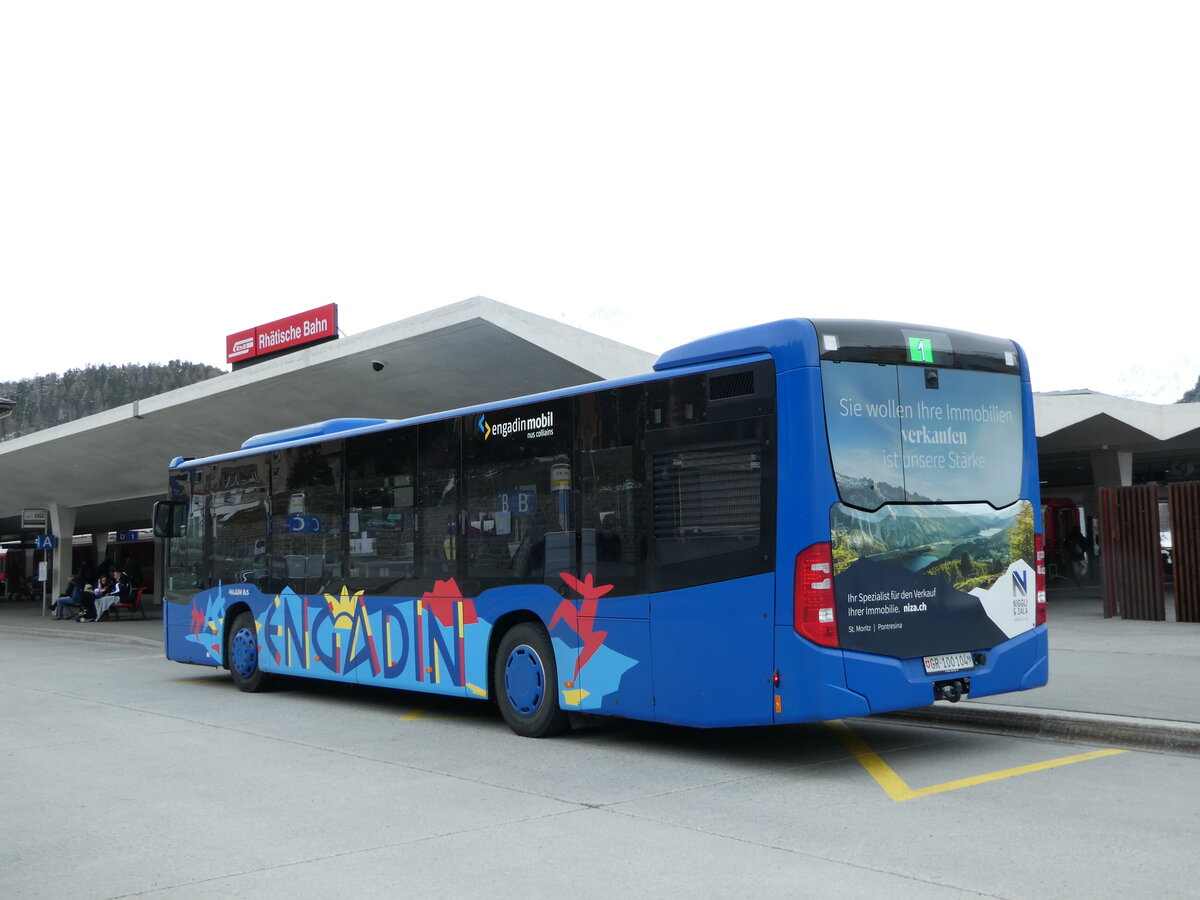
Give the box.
[478,410,555,440]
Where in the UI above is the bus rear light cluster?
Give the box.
[794,543,839,648]
[1034,534,1047,626]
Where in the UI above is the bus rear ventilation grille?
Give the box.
[709,371,754,400]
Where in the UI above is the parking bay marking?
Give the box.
[828,719,1127,802]
[399,708,487,722]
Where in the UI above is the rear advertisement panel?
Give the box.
[832,500,1036,658]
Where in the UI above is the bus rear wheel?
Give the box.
[228,611,268,692]
[494,622,569,738]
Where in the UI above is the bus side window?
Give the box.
[269,443,344,596]
[346,429,418,596]
[415,418,461,593]
[646,366,776,593]
[576,385,647,597]
[651,439,763,565]
[210,460,270,590]
[464,399,574,591]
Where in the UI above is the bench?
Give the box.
[111,586,148,620]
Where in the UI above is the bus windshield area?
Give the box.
[821,361,1024,510]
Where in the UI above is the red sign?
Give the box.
[226,328,256,362]
[226,304,338,364]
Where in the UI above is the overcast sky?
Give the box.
[2,2,1197,402]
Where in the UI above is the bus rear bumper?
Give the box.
[773,624,1048,724]
[842,624,1049,715]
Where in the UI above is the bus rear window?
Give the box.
[821,361,1023,509]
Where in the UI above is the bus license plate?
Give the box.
[923,652,974,675]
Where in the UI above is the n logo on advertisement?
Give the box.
[1011,570,1028,597]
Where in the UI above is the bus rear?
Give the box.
[774,320,1046,721]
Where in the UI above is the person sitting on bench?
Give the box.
[52,579,84,620]
[91,568,131,622]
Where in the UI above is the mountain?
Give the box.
[1180,374,1200,404]
[0,362,224,442]
[1086,356,1200,404]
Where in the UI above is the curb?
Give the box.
[880,702,1200,757]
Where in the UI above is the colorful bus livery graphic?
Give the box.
[175,573,638,712]
[158,317,1047,737]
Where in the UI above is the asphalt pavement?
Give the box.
[3,584,1198,754]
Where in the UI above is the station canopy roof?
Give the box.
[1034,389,1200,488]
[0,297,656,538]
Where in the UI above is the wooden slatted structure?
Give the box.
[1168,481,1200,623]
[1099,485,1165,620]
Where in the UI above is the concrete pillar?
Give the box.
[48,503,77,602]
[1090,449,1133,489]
[92,532,110,568]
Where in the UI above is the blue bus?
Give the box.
[154,318,1047,737]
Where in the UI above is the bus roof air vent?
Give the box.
[241,418,391,451]
[653,320,821,372]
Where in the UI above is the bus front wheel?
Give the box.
[494,622,569,738]
[228,611,268,692]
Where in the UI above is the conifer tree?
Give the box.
[0,362,224,441]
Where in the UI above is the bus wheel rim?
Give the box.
[230,626,258,678]
[504,643,546,716]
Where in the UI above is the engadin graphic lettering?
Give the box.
[173,570,636,711]
[254,581,485,692]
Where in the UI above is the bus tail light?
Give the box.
[1035,534,1047,626]
[795,543,839,648]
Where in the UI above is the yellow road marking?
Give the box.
[398,708,484,722]
[827,719,1127,802]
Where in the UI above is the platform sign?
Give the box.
[498,490,536,517]
[35,534,58,550]
[22,508,48,529]
[116,531,139,543]
[286,515,323,533]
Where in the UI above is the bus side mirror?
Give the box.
[153,501,186,538]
